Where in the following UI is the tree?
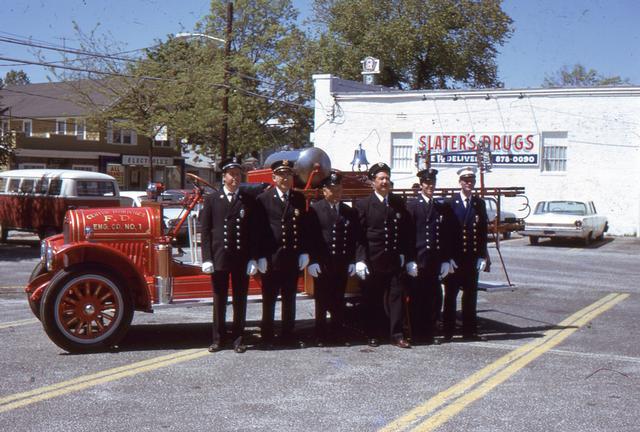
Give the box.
[198,0,314,153]
[4,69,31,85]
[308,0,513,89]
[542,64,630,88]
[54,1,313,161]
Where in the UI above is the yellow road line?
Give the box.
[0,318,38,330]
[380,293,627,432]
[0,348,209,413]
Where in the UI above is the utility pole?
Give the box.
[220,2,233,161]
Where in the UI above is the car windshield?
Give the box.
[535,201,587,216]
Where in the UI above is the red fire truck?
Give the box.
[25,148,524,353]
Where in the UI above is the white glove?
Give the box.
[298,253,310,271]
[355,261,369,280]
[307,263,321,278]
[439,261,451,280]
[348,263,356,277]
[202,261,214,274]
[476,258,487,272]
[449,259,458,274]
[257,257,268,273]
[246,260,258,276]
[399,254,405,267]
[406,261,418,277]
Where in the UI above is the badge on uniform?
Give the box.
[396,212,402,219]
[240,209,245,218]
[219,194,225,199]
[294,209,300,217]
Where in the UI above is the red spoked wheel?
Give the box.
[41,267,133,353]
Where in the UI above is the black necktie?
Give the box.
[228,192,235,203]
[465,197,470,208]
[332,204,339,216]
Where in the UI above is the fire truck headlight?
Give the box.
[44,244,53,271]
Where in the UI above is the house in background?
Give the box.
[0,81,185,190]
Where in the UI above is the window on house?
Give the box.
[75,119,86,139]
[56,119,67,135]
[390,132,414,172]
[18,163,46,169]
[541,132,568,172]
[23,119,32,136]
[107,121,137,145]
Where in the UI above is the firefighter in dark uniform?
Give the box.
[443,166,489,341]
[200,156,258,353]
[354,162,411,348]
[255,159,310,347]
[405,168,455,344]
[307,171,359,345]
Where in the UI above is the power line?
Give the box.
[0,35,136,63]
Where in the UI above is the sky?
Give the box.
[0,0,638,88]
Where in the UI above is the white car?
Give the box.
[520,200,608,245]
[119,190,148,207]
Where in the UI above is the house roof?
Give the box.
[0,80,115,118]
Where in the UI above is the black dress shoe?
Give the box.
[442,333,453,342]
[208,343,222,353]
[232,337,247,353]
[367,338,379,347]
[392,338,411,349]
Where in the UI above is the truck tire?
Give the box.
[41,267,133,353]
[27,261,46,320]
[529,236,539,245]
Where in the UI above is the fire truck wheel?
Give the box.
[41,267,134,353]
[27,261,46,320]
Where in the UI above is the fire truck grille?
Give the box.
[110,241,149,269]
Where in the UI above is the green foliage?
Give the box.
[4,69,31,85]
[308,0,513,89]
[542,64,630,88]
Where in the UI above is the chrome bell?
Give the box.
[350,144,370,171]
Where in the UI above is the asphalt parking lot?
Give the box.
[1,234,639,431]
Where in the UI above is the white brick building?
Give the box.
[312,74,640,236]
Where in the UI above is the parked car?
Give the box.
[119,190,148,207]
[483,197,521,239]
[520,200,608,245]
[0,169,121,240]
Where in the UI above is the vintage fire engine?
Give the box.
[25,147,524,353]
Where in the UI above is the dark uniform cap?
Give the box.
[270,159,294,173]
[218,156,243,172]
[417,168,438,183]
[368,162,391,180]
[320,170,343,187]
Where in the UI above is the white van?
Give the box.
[0,169,121,240]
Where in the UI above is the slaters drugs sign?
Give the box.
[415,133,540,166]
